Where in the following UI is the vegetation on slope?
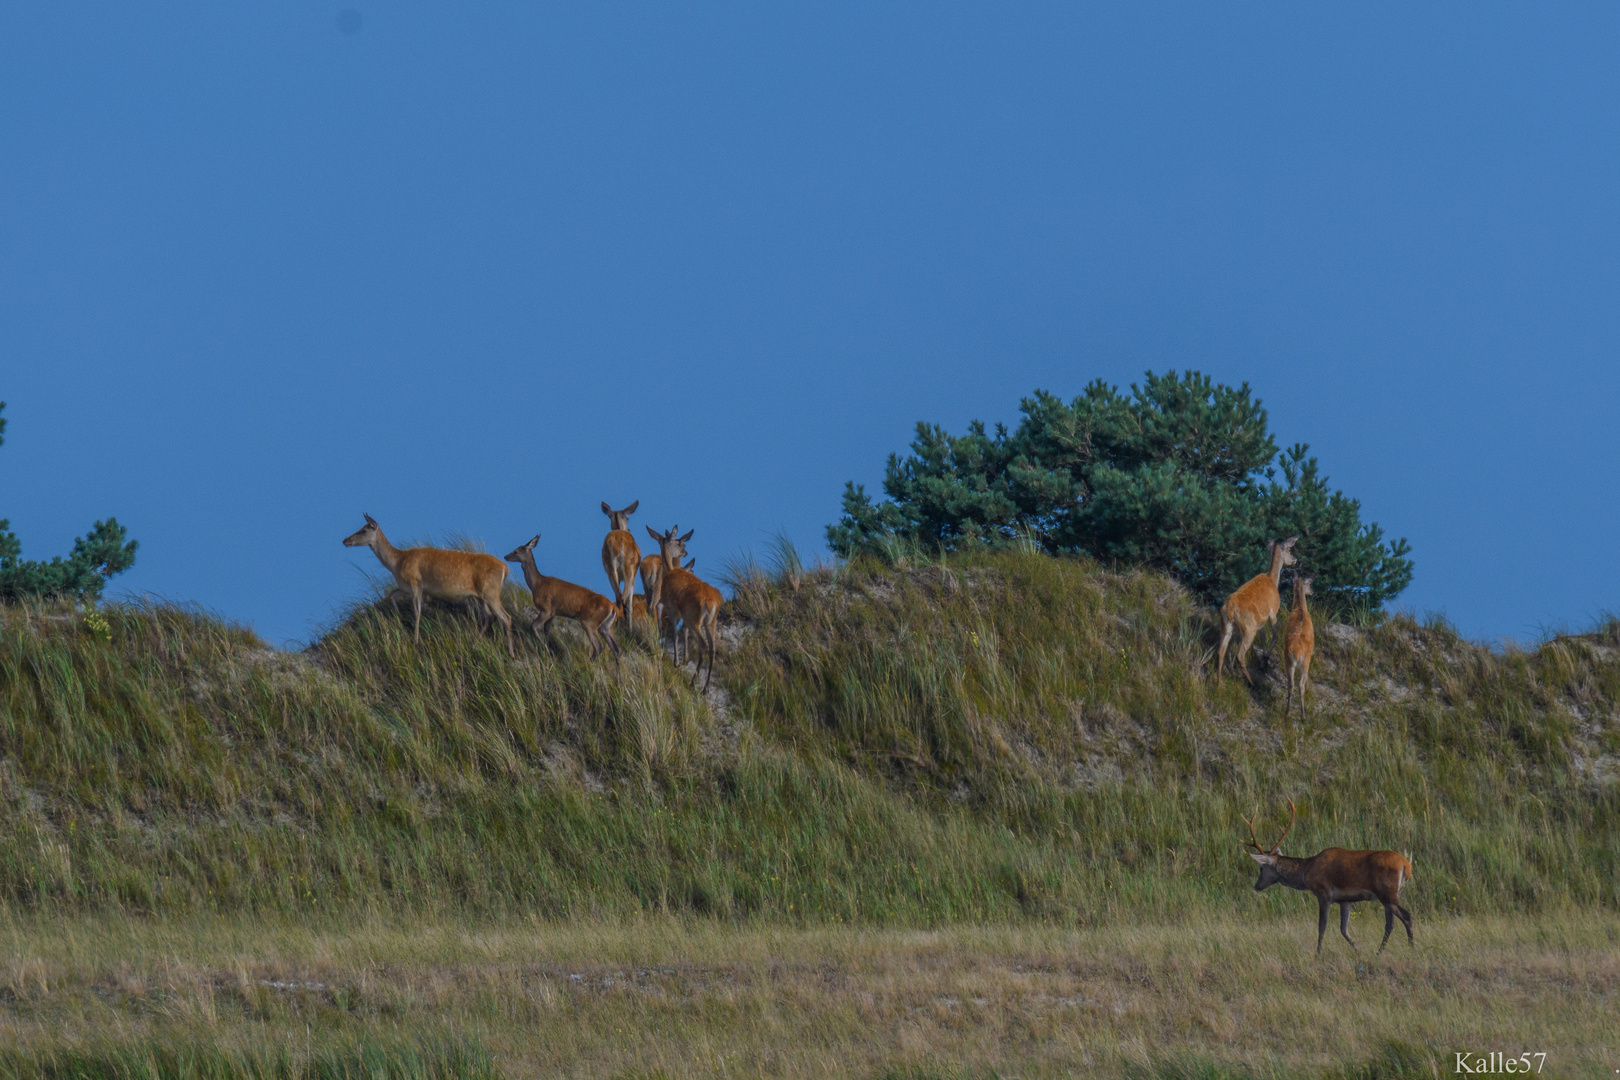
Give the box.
[0,551,1614,922]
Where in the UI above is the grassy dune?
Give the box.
[0,551,1615,1074]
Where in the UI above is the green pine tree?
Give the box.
[827,371,1413,610]
[0,402,139,603]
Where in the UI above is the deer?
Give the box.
[1216,537,1298,683]
[1242,799,1415,956]
[503,535,622,660]
[651,527,722,691]
[601,501,642,630]
[342,514,515,658]
[1284,574,1315,717]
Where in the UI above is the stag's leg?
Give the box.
[1316,896,1330,955]
[1340,903,1357,949]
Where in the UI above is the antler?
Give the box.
[1239,804,1267,852]
[1239,799,1297,854]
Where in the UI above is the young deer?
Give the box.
[600,501,642,630]
[342,514,515,658]
[652,528,722,691]
[1242,800,1416,955]
[503,536,621,660]
[1284,574,1315,717]
[1217,537,1299,683]
[640,526,692,646]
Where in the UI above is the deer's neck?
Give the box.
[1268,547,1288,587]
[516,554,545,592]
[1293,592,1309,617]
[370,532,404,578]
[1270,853,1314,891]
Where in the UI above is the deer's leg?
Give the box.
[1316,896,1330,956]
[701,615,717,693]
[1301,658,1311,717]
[1237,624,1259,685]
[1379,904,1395,952]
[600,610,623,659]
[1286,660,1296,715]
[1396,905,1414,945]
[1216,619,1234,678]
[412,587,424,644]
[1339,903,1356,949]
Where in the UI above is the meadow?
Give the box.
[0,550,1614,1076]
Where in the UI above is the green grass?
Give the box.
[0,550,1614,925]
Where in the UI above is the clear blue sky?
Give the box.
[4,3,1617,646]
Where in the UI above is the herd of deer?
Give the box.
[341,500,723,691]
[341,513,1414,956]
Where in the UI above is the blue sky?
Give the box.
[3,3,1618,646]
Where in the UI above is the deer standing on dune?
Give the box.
[342,514,515,658]
[1242,800,1415,955]
[1217,537,1298,683]
[503,536,622,660]
[651,528,722,692]
[601,501,641,630]
[1284,575,1315,717]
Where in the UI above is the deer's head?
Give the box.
[1241,799,1297,890]
[648,525,693,566]
[1293,574,1315,600]
[343,514,381,547]
[602,501,639,532]
[504,535,540,565]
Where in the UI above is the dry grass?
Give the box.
[0,913,1613,1078]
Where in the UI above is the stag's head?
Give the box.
[601,500,639,532]
[504,535,540,565]
[1241,799,1297,891]
[343,514,381,547]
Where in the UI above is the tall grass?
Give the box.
[0,552,1614,922]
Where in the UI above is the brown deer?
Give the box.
[1284,574,1315,717]
[601,501,641,630]
[342,514,515,658]
[640,526,693,646]
[1217,537,1298,683]
[651,528,722,691]
[503,536,621,659]
[1242,800,1415,955]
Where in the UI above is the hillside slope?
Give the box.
[0,552,1614,922]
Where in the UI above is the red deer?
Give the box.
[1217,537,1298,683]
[601,501,642,630]
[1284,574,1315,717]
[342,514,514,658]
[640,526,693,646]
[503,535,621,660]
[651,528,722,691]
[1242,800,1415,955]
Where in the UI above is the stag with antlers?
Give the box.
[1242,800,1416,955]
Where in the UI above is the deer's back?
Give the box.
[663,568,721,615]
[1222,573,1280,627]
[530,572,613,619]
[1305,848,1410,901]
[397,548,505,596]
[602,531,641,570]
[1286,607,1314,658]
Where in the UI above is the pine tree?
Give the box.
[0,402,139,603]
[827,372,1413,610]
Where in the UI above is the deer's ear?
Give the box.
[363,513,377,526]
[601,502,613,515]
[1249,853,1272,866]
[1283,536,1299,548]
[625,500,639,514]
[679,529,694,542]
[647,526,662,541]
[528,535,540,548]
